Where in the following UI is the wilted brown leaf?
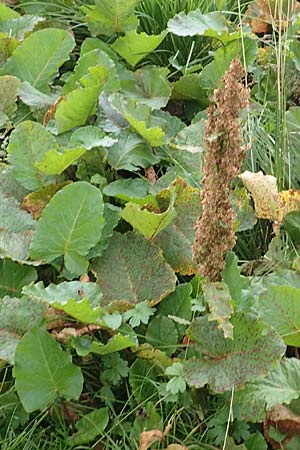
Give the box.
[138,414,176,450]
[22,182,70,219]
[239,171,300,225]
[139,430,163,450]
[239,171,279,221]
[245,0,299,34]
[264,404,300,449]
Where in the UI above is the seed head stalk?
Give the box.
[193,59,250,281]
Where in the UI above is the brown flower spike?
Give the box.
[193,59,250,281]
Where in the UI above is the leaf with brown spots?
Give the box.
[0,75,20,126]
[0,296,46,363]
[91,231,176,308]
[184,313,285,392]
[22,182,71,219]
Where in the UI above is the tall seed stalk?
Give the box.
[193,59,250,281]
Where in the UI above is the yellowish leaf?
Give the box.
[239,171,279,221]
[239,171,300,225]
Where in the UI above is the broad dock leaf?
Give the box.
[30,182,104,275]
[184,313,285,392]
[14,327,83,412]
[0,28,75,93]
[7,121,58,190]
[92,231,176,307]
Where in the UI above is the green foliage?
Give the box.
[106,130,159,170]
[0,190,36,261]
[184,314,285,392]
[234,358,300,422]
[112,30,166,67]
[14,327,83,412]
[258,285,300,346]
[0,75,20,127]
[146,315,178,356]
[124,302,156,327]
[0,259,37,297]
[91,231,176,306]
[68,407,109,445]
[0,2,298,448]
[23,280,103,323]
[0,296,46,363]
[8,121,57,190]
[0,28,75,93]
[167,11,229,38]
[86,0,139,36]
[203,281,234,338]
[30,182,104,275]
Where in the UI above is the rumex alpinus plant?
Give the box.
[193,59,250,281]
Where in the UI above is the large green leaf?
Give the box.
[0,28,75,93]
[23,281,103,324]
[109,94,167,146]
[258,286,300,346]
[91,231,176,308]
[107,130,159,170]
[62,49,112,94]
[167,118,205,185]
[7,121,58,190]
[0,75,20,127]
[55,86,102,134]
[112,30,166,67]
[86,0,138,36]
[0,4,20,20]
[171,119,205,154]
[0,15,43,40]
[35,147,86,175]
[68,407,109,446]
[121,189,176,240]
[199,37,257,90]
[29,182,104,275]
[0,296,46,363]
[121,67,171,109]
[103,178,155,204]
[168,11,228,38]
[154,178,201,275]
[0,192,36,261]
[70,126,116,150]
[184,313,285,392]
[18,81,58,111]
[0,259,37,297]
[234,358,300,422]
[80,37,118,61]
[14,327,83,412]
[171,74,208,105]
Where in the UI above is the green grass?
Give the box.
[137,0,251,69]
